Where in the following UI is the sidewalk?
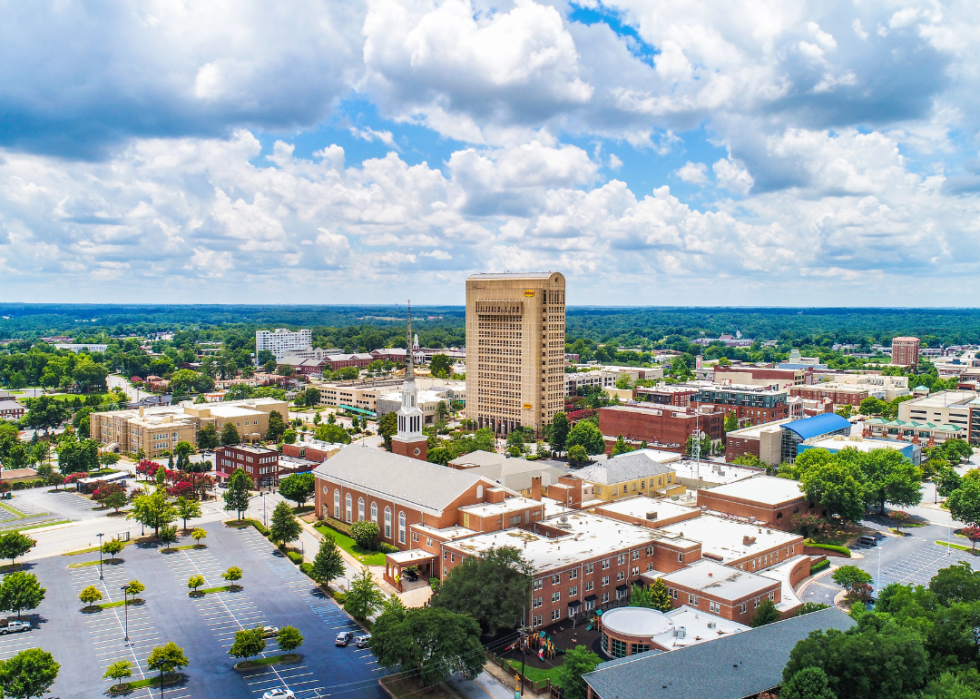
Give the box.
[298,519,399,596]
[448,672,514,699]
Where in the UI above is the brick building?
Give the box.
[788,382,873,408]
[322,353,375,370]
[598,404,724,454]
[891,337,921,367]
[723,419,794,465]
[696,475,815,531]
[714,365,813,388]
[655,513,804,572]
[694,385,789,425]
[216,444,280,487]
[632,385,698,407]
[0,400,25,420]
[281,438,343,463]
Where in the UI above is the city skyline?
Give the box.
[2,1,980,306]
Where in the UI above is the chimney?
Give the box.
[742,535,756,546]
[531,476,542,502]
[139,407,145,417]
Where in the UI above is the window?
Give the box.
[533,597,542,608]
[616,571,625,581]
[617,554,626,565]
[533,615,542,627]
[585,563,594,575]
[551,591,561,603]
[345,494,353,523]
[371,503,378,522]
[640,480,645,489]
[610,638,628,658]
[601,576,609,586]
[602,559,610,570]
[631,482,636,492]
[570,569,578,580]
[646,546,654,556]
[551,609,561,621]
[569,586,577,597]
[585,581,593,592]
[602,592,609,603]
[358,498,365,521]
[739,602,747,614]
[632,567,639,577]
[670,589,677,600]
[509,514,522,527]
[398,511,406,544]
[632,551,640,560]
[585,599,595,611]
[384,507,392,539]
[616,587,627,601]
[552,574,561,585]
[533,579,543,591]
[477,485,483,498]
[632,643,650,655]
[333,490,341,519]
[412,532,419,543]
[689,594,698,606]
[678,553,683,562]
[709,601,719,614]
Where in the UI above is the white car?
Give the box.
[262,690,295,699]
[0,621,30,634]
[261,625,280,638]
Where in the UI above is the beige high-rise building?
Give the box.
[465,272,566,437]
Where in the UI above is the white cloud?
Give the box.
[674,161,709,186]
[713,158,755,195]
[349,127,400,150]
[608,154,623,171]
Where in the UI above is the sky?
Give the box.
[1,0,980,306]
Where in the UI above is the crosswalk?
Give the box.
[69,561,189,699]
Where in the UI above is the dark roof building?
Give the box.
[583,607,855,699]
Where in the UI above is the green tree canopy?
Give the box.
[128,490,176,537]
[0,572,45,620]
[278,473,315,507]
[800,457,865,522]
[313,423,351,445]
[269,501,301,548]
[222,468,252,519]
[344,568,385,621]
[197,423,220,450]
[310,537,345,586]
[549,412,571,455]
[567,420,605,455]
[0,533,35,565]
[750,598,781,627]
[220,422,240,446]
[430,546,533,636]
[0,648,60,699]
[265,410,286,442]
[949,479,980,528]
[229,627,265,663]
[557,645,602,699]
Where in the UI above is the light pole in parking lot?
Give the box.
[121,585,129,642]
[262,492,267,527]
[97,533,104,580]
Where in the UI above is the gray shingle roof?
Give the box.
[573,451,674,485]
[313,446,491,514]
[584,607,855,699]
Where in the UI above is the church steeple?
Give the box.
[392,301,427,461]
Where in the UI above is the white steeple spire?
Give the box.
[396,301,423,441]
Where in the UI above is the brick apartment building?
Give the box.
[656,560,789,625]
[216,444,280,487]
[282,438,343,463]
[322,353,375,370]
[696,475,816,531]
[714,365,813,388]
[633,385,698,407]
[694,385,789,425]
[891,337,921,366]
[598,404,724,454]
[788,382,872,408]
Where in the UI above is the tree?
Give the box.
[378,411,397,450]
[0,573,45,619]
[556,645,602,699]
[222,567,243,588]
[350,521,380,550]
[795,602,830,616]
[431,546,533,636]
[782,614,929,699]
[128,490,176,537]
[936,466,962,500]
[0,648,60,699]
[197,423,220,450]
[567,444,588,464]
[279,473,315,507]
[191,528,207,547]
[187,575,205,593]
[103,660,133,688]
[833,565,874,604]
[159,524,178,550]
[610,435,633,457]
[175,497,201,530]
[568,420,605,455]
[751,598,781,627]
[0,533,35,565]
[266,410,286,442]
[276,626,304,655]
[723,411,739,433]
[647,578,673,612]
[102,539,124,562]
[929,562,980,605]
[430,354,453,378]
[371,606,484,687]
[800,458,865,522]
[269,501,301,548]
[125,580,145,600]
[861,450,922,515]
[549,412,570,455]
[79,585,103,607]
[629,583,656,608]
[959,525,980,551]
[949,479,980,528]
[780,667,836,699]
[147,642,189,693]
[311,537,345,585]
[344,568,385,620]
[859,397,888,416]
[791,513,825,538]
[103,490,128,513]
[220,422,240,446]
[313,423,351,445]
[282,429,297,444]
[223,468,252,519]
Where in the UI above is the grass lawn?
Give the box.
[505,660,561,686]
[315,525,386,566]
[68,558,125,569]
[97,598,144,609]
[936,541,978,554]
[41,393,110,404]
[111,672,181,691]
[159,544,200,553]
[234,654,300,669]
[63,540,135,556]
[190,585,238,596]
[1,519,71,533]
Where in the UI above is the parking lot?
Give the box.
[17,521,387,699]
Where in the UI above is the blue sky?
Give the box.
[1,0,979,306]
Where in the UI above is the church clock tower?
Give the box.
[391,303,428,462]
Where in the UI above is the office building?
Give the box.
[598,404,725,454]
[216,444,280,487]
[891,337,921,366]
[255,328,313,361]
[465,272,565,437]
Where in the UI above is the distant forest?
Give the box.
[2,304,980,354]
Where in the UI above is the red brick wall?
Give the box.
[598,406,724,449]
[725,435,761,463]
[663,577,782,624]
[696,490,816,532]
[282,443,332,462]
[789,385,869,407]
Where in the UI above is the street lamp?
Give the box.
[121,585,130,642]
[97,533,104,580]
[262,492,267,527]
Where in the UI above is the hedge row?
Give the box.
[810,559,831,573]
[805,542,851,557]
[285,550,303,565]
[8,480,47,491]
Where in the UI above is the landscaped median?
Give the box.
[936,540,978,554]
[232,654,301,671]
[83,598,145,612]
[108,672,182,695]
[803,541,852,557]
[188,585,240,597]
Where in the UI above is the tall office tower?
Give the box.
[255,328,313,361]
[891,337,921,367]
[465,272,566,437]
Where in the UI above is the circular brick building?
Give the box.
[599,607,674,658]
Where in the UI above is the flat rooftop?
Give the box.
[671,460,758,486]
[659,560,777,600]
[221,444,278,455]
[658,514,802,564]
[725,419,793,440]
[656,606,749,649]
[411,523,474,541]
[458,496,541,518]
[804,436,912,454]
[446,512,657,572]
[702,475,805,506]
[759,556,806,612]
[906,390,976,408]
[595,497,697,522]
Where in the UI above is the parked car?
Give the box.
[261,689,295,699]
[355,634,371,648]
[857,535,877,547]
[261,625,280,638]
[335,631,354,647]
[0,621,30,635]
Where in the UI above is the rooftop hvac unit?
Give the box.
[748,516,757,524]
[674,627,686,638]
[646,512,658,521]
[707,621,716,629]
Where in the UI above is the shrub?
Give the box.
[299,562,315,579]
[350,521,380,550]
[810,559,831,574]
[321,516,353,537]
[285,551,303,565]
[804,541,851,557]
[245,519,269,537]
[378,543,400,554]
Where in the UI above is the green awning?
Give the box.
[338,404,377,417]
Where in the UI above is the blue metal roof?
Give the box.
[782,413,851,440]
